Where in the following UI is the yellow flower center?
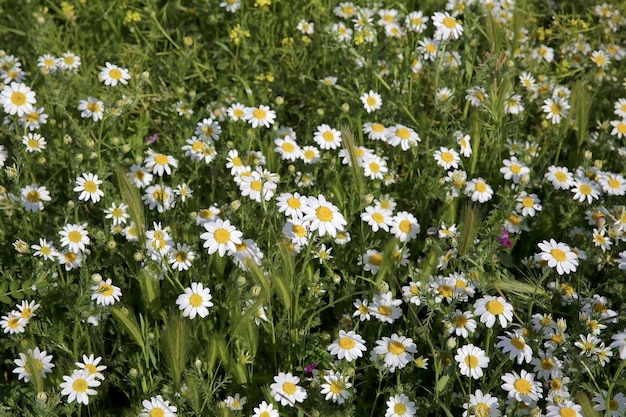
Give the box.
[514,378,532,394]
[322,131,335,142]
[559,407,577,417]
[441,152,454,163]
[189,294,203,307]
[609,400,619,411]
[282,381,297,395]
[253,108,267,120]
[85,363,98,375]
[303,149,316,160]
[511,337,526,350]
[98,283,113,296]
[154,154,169,165]
[438,285,453,298]
[475,182,487,193]
[65,251,77,262]
[399,220,412,233]
[8,317,20,328]
[454,314,467,327]
[369,162,380,173]
[175,251,187,262]
[72,378,88,393]
[486,300,504,315]
[68,230,83,243]
[396,127,410,140]
[443,16,457,29]
[26,190,40,202]
[11,91,26,106]
[464,354,478,368]
[388,341,406,355]
[330,380,343,394]
[510,164,521,174]
[109,68,122,80]
[282,141,295,152]
[87,101,100,113]
[150,409,165,417]
[550,248,566,262]
[153,189,167,202]
[377,305,392,316]
[83,180,97,193]
[541,358,553,370]
[338,337,355,349]
[366,96,377,106]
[372,123,385,132]
[214,228,231,244]
[316,206,333,222]
[522,197,534,208]
[550,103,562,115]
[250,180,262,192]
[394,403,407,415]
[292,224,306,237]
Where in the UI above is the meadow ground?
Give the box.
[0,0,625,416]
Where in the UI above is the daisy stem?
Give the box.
[97,117,105,172]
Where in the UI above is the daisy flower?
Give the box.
[537,239,578,275]
[592,391,626,417]
[405,11,428,33]
[201,219,243,257]
[363,122,388,141]
[386,124,420,151]
[546,401,583,417]
[516,193,542,217]
[359,249,384,274]
[391,211,420,242]
[169,243,195,271]
[455,344,489,379]
[542,97,569,124]
[473,295,514,328]
[274,136,301,161]
[144,150,178,176]
[176,282,213,319]
[252,401,277,417]
[320,371,352,404]
[78,97,104,121]
[37,54,58,73]
[58,249,83,271]
[15,300,39,320]
[501,370,542,405]
[313,124,342,150]
[195,117,222,141]
[465,178,493,203]
[462,390,500,417]
[99,62,131,86]
[104,202,129,226]
[224,394,246,411]
[59,223,90,253]
[22,132,46,152]
[76,354,107,380]
[370,291,402,323]
[361,205,393,232]
[500,157,530,183]
[226,102,246,121]
[270,372,307,406]
[282,219,311,247]
[361,154,388,180]
[434,147,460,170]
[599,173,626,195]
[592,228,612,252]
[139,395,178,417]
[21,106,48,131]
[402,282,423,306]
[327,330,367,362]
[276,192,306,219]
[496,330,533,364]
[571,177,600,203]
[372,334,417,372]
[91,278,122,306]
[13,347,55,382]
[361,90,382,113]
[544,166,574,189]
[59,51,81,70]
[143,184,175,213]
[448,310,477,338]
[226,149,248,175]
[432,11,463,40]
[74,173,104,203]
[0,82,36,117]
[128,164,153,188]
[301,194,346,238]
[531,349,563,381]
[386,394,416,417]
[60,369,101,405]
[244,105,276,128]
[1,314,27,334]
[300,145,320,164]
[353,298,370,321]
[21,184,51,212]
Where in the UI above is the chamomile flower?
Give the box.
[386,124,420,150]
[320,371,352,404]
[58,249,83,271]
[361,153,388,180]
[361,205,393,232]
[497,330,533,364]
[473,295,514,328]
[465,178,493,203]
[59,223,90,253]
[224,394,246,411]
[282,219,311,247]
[363,122,388,141]
[546,401,583,417]
[59,51,81,70]
[1,314,27,334]
[391,211,420,242]
[360,90,382,113]
[448,310,477,338]
[457,132,472,157]
[405,11,428,33]
[402,282,423,306]
[571,177,600,203]
[434,147,460,170]
[516,193,542,217]
[244,105,276,128]
[359,249,384,274]
[328,330,367,362]
[545,166,574,190]
[533,44,554,63]
[226,149,248,175]
[300,145,320,164]
[314,124,342,150]
[227,103,246,121]
[139,395,178,417]
[373,334,417,372]
[21,184,51,212]
[465,86,488,107]
[78,97,104,121]
[21,106,48,131]
[99,62,131,86]
[169,243,195,271]
[455,344,489,379]
[386,394,416,417]
[38,54,58,73]
[599,173,626,195]
[143,184,175,213]
[252,402,277,417]
[542,97,569,124]
[592,228,612,252]
[270,372,307,406]
[74,173,104,203]
[201,219,243,257]
[531,349,563,381]
[432,11,463,40]
[0,82,36,117]
[60,369,101,405]
[370,292,402,324]
[301,194,346,238]
[22,132,46,152]
[276,192,306,219]
[274,136,301,161]
[500,157,530,183]
[176,282,213,319]
[501,370,542,405]
[128,164,153,188]
[592,391,626,417]
[353,298,370,321]
[13,347,55,381]
[91,279,122,306]
[537,239,578,275]
[462,390,500,417]
[104,202,129,226]
[76,354,107,380]
[144,150,178,177]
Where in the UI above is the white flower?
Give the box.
[13,347,55,381]
[74,173,104,203]
[432,12,463,40]
[455,344,489,379]
[301,194,346,238]
[139,395,178,417]
[386,394,416,417]
[542,97,570,124]
[390,211,420,242]
[99,62,131,86]
[78,97,104,121]
[144,150,178,177]
[76,354,107,380]
[320,371,352,404]
[372,333,416,372]
[473,296,514,328]
[176,282,213,319]
[0,82,36,116]
[91,278,122,306]
[270,372,307,406]
[60,369,101,405]
[59,223,90,253]
[501,370,542,405]
[252,401,278,417]
[537,239,578,275]
[360,90,382,113]
[21,184,51,212]
[200,219,243,257]
[327,330,367,362]
[244,105,276,128]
